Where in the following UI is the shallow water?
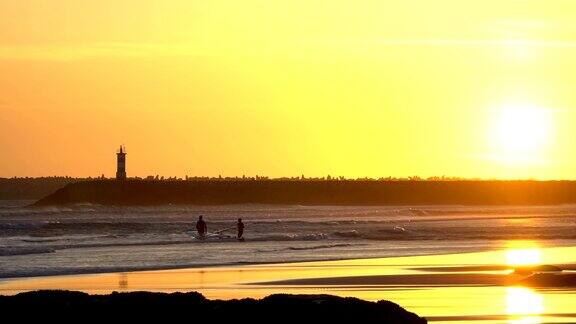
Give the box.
[2,201,576,278]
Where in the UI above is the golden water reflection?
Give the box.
[2,245,576,323]
[504,241,541,267]
[506,287,543,324]
[505,248,542,267]
[118,273,128,290]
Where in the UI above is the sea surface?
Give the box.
[1,200,576,278]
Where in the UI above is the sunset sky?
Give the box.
[2,0,576,179]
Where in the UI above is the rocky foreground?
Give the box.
[0,290,427,323]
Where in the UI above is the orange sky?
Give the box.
[1,1,576,179]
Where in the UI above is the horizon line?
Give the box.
[2,175,576,182]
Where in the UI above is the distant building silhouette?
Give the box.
[116,146,127,180]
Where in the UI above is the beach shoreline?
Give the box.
[3,244,576,323]
[0,243,497,280]
[3,237,576,281]
[4,201,576,323]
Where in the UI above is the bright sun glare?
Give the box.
[494,105,554,154]
[506,248,542,266]
[506,288,544,324]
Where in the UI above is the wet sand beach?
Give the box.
[2,245,576,323]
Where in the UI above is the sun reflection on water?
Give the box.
[506,248,542,266]
[504,241,542,267]
[506,287,544,324]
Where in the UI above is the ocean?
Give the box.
[2,200,576,278]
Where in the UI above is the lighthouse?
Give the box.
[116,146,127,180]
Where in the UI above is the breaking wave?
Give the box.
[3,202,576,277]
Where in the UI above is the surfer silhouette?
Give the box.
[196,215,207,238]
[237,218,244,241]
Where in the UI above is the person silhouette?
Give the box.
[196,215,207,238]
[237,218,245,241]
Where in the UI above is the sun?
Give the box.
[493,105,553,154]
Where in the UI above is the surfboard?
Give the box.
[186,230,234,241]
[187,226,237,240]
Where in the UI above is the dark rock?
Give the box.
[0,290,426,323]
[512,264,563,275]
[519,273,576,287]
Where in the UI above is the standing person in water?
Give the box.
[237,218,245,241]
[196,215,207,238]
